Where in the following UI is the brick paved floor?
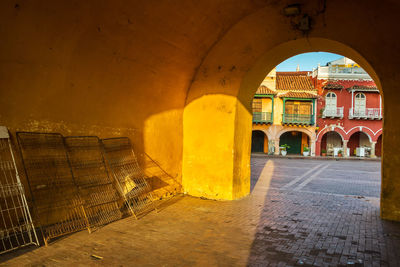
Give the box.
[1,158,400,266]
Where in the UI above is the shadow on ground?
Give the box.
[247,157,400,266]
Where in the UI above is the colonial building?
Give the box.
[252,69,318,156]
[313,57,382,157]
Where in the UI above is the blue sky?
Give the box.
[276,52,343,71]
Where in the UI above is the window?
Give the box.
[325,92,337,111]
[285,100,312,115]
[354,93,366,115]
[252,98,262,113]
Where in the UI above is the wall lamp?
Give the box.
[283,4,301,16]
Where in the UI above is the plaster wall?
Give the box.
[316,88,382,139]
[1,0,400,220]
[182,0,400,220]
[0,0,268,198]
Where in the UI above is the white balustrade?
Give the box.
[349,108,382,119]
[322,107,344,118]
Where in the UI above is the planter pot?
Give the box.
[338,153,342,157]
[281,150,287,156]
[322,153,327,157]
[303,151,310,156]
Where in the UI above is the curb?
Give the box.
[251,153,381,161]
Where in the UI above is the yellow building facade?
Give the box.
[252,69,318,156]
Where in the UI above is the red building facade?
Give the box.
[313,58,382,157]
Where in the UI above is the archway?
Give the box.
[348,131,372,156]
[320,131,344,156]
[181,32,399,220]
[183,38,382,201]
[279,131,309,155]
[251,130,267,153]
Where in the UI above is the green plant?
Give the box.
[338,149,343,155]
[280,144,290,151]
[303,146,309,152]
[321,149,327,154]
[318,107,325,118]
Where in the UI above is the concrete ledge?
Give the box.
[251,153,381,161]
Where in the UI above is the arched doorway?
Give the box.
[251,130,266,153]
[348,131,372,156]
[376,134,382,157]
[320,131,343,156]
[182,37,389,213]
[279,131,309,155]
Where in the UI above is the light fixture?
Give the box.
[283,4,301,16]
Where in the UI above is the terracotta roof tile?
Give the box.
[255,86,276,95]
[276,73,315,91]
[323,83,344,90]
[322,80,377,92]
[278,91,318,99]
[348,84,379,92]
[277,71,311,76]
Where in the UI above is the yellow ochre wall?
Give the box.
[1,1,400,221]
[273,97,284,125]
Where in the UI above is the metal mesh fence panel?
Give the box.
[64,136,122,228]
[101,137,157,219]
[16,132,89,245]
[0,127,39,254]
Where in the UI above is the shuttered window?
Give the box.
[252,98,262,113]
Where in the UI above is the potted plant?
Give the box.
[303,146,310,156]
[321,149,327,157]
[337,149,343,157]
[280,144,290,156]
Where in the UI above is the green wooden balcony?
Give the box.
[283,114,314,125]
[253,112,273,124]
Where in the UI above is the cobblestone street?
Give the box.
[1,158,399,266]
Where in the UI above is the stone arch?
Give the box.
[317,130,345,156]
[277,127,315,156]
[183,37,381,201]
[346,126,374,143]
[347,131,373,156]
[372,129,383,142]
[317,126,346,143]
[251,125,273,141]
[276,127,315,141]
[275,127,315,156]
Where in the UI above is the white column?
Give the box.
[370,141,377,158]
[343,140,349,157]
[310,138,316,157]
[274,138,280,155]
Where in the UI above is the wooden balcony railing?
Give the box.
[252,112,273,123]
[283,114,314,125]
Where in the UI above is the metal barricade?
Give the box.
[64,136,122,228]
[0,127,39,254]
[16,132,89,246]
[101,137,157,219]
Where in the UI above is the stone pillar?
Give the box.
[343,140,348,157]
[274,138,280,155]
[370,141,377,158]
[310,138,316,156]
